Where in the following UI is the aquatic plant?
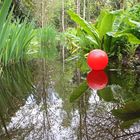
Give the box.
[0,0,34,66]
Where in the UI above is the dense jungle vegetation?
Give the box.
[0,1,140,139]
[0,0,139,70]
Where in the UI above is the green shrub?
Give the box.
[67,9,140,58]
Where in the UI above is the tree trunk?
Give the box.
[86,0,90,21]
[83,0,86,19]
[62,0,65,31]
[41,0,45,27]
[62,0,65,71]
[120,0,126,9]
[77,0,80,15]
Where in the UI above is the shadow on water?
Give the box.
[0,60,140,140]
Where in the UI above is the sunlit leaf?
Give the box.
[114,32,140,44]
[68,10,100,46]
[96,10,117,39]
[128,19,140,27]
[0,0,12,29]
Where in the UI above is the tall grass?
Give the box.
[0,0,34,66]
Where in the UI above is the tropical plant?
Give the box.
[126,4,140,22]
[67,9,140,58]
[0,0,34,66]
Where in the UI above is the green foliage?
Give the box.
[67,10,100,49]
[67,9,140,58]
[70,81,88,103]
[110,8,140,44]
[37,25,58,60]
[110,5,140,53]
[99,70,140,129]
[0,0,11,29]
[98,87,117,102]
[65,27,94,72]
[126,4,140,22]
[0,0,34,66]
[96,10,120,40]
[112,100,140,129]
[67,10,121,54]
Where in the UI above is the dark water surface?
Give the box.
[0,60,140,140]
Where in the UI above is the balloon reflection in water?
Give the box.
[87,70,108,90]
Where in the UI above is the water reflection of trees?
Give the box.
[74,70,140,140]
[0,61,140,139]
[74,91,140,140]
[0,62,35,139]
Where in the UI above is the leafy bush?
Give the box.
[126,4,140,22]
[67,9,140,58]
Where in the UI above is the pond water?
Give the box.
[0,60,140,140]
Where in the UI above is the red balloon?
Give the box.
[87,49,108,70]
[87,70,108,90]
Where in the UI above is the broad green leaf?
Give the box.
[0,0,12,30]
[96,10,117,39]
[103,35,113,52]
[128,19,140,27]
[68,10,100,45]
[115,32,140,44]
[85,36,99,47]
[70,81,88,103]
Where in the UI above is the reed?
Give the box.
[0,0,34,66]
